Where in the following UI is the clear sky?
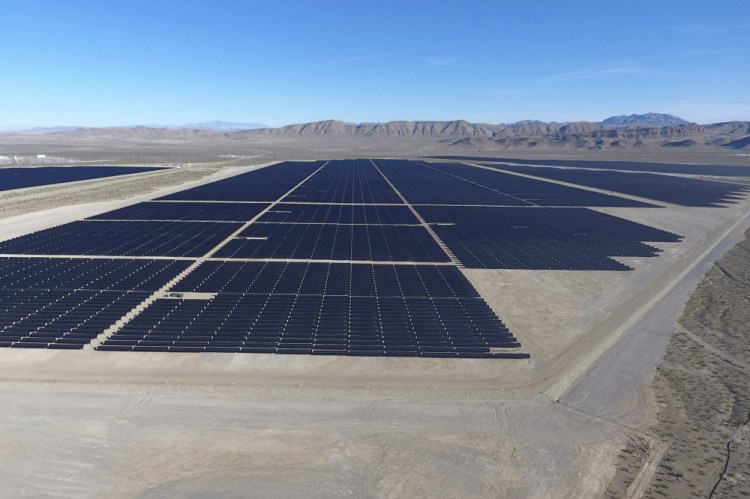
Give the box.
[1,0,748,128]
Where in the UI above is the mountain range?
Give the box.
[2,114,749,151]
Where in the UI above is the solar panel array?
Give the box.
[260,203,418,224]
[170,261,477,297]
[0,166,164,192]
[0,257,188,348]
[90,201,269,221]
[2,158,708,358]
[417,206,681,270]
[430,156,750,178]
[375,159,529,205]
[286,159,402,203]
[0,220,241,257]
[424,162,655,207]
[158,161,324,201]
[99,262,523,358]
[488,165,750,207]
[215,223,449,262]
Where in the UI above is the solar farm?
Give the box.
[1,157,750,496]
[4,158,735,359]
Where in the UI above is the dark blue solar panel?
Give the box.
[0,257,190,291]
[214,223,449,262]
[0,257,189,349]
[90,201,269,221]
[0,220,240,257]
[488,165,750,207]
[423,162,656,207]
[259,203,418,224]
[158,161,323,201]
[286,159,403,203]
[0,166,165,192]
[172,261,478,298]
[99,286,528,358]
[430,156,750,177]
[374,159,530,205]
[0,289,148,349]
[417,206,682,270]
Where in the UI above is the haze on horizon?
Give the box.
[1,0,748,129]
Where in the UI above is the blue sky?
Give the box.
[1,0,748,128]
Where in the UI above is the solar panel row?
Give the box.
[488,165,750,207]
[429,156,750,178]
[259,203,418,224]
[0,257,190,291]
[374,159,530,206]
[158,161,324,201]
[0,289,149,349]
[424,162,656,207]
[215,223,449,262]
[98,294,525,358]
[172,261,479,298]
[0,220,241,257]
[90,201,269,221]
[416,206,682,270]
[0,166,164,192]
[287,159,403,204]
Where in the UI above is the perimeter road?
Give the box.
[547,205,750,402]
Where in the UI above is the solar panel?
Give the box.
[259,203,418,224]
[488,165,750,207]
[215,223,449,262]
[0,220,241,257]
[423,162,656,207]
[0,166,165,192]
[287,159,403,203]
[100,261,524,358]
[429,156,750,177]
[416,206,682,270]
[374,159,530,205]
[158,161,324,201]
[90,201,269,221]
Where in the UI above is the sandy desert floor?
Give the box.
[0,155,749,497]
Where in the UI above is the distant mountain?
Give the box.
[600,113,690,127]
[4,126,83,134]
[182,120,267,131]
[4,118,749,152]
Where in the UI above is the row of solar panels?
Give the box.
[97,294,526,358]
[0,210,681,270]
[0,256,526,358]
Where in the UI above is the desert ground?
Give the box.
[0,144,749,498]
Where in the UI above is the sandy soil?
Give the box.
[606,229,750,498]
[0,152,749,497]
